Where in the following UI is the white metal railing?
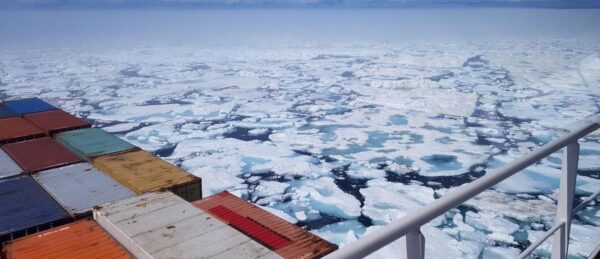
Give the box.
[326,117,600,259]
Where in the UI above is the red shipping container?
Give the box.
[24,110,90,136]
[2,137,82,173]
[193,192,338,259]
[0,117,44,144]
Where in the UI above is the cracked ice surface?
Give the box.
[1,9,600,258]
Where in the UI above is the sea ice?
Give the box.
[292,177,362,219]
[361,178,435,224]
[253,181,289,197]
[481,246,521,259]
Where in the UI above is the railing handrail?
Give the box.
[327,118,600,259]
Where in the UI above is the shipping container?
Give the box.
[0,117,45,144]
[24,110,90,136]
[2,138,83,173]
[0,149,22,179]
[93,192,280,259]
[0,175,71,244]
[193,192,338,258]
[3,98,57,115]
[91,150,201,201]
[33,163,135,218]
[0,104,17,119]
[54,128,138,160]
[2,219,133,259]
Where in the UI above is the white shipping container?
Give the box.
[33,163,135,217]
[93,192,281,259]
[0,149,22,179]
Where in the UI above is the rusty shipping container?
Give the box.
[2,219,133,259]
[0,149,22,179]
[0,117,44,144]
[54,128,138,160]
[93,192,280,259]
[91,150,201,201]
[24,109,90,136]
[194,192,337,258]
[1,138,83,173]
[3,98,57,115]
[33,163,135,218]
[0,175,71,244]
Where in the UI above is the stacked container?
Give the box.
[0,104,17,119]
[55,128,138,160]
[93,192,280,259]
[2,98,57,115]
[0,149,22,179]
[2,219,133,259]
[0,117,44,144]
[33,163,135,218]
[24,109,90,136]
[0,175,71,243]
[2,138,83,173]
[193,192,338,258]
[91,150,202,201]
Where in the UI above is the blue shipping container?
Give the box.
[0,175,71,242]
[3,98,57,115]
[0,104,17,119]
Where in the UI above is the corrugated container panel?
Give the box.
[194,192,338,259]
[33,163,135,218]
[0,117,45,144]
[0,149,22,179]
[0,104,17,119]
[3,98,57,115]
[0,175,71,243]
[1,137,83,173]
[2,219,133,259]
[54,128,138,160]
[91,150,202,201]
[24,110,90,136]
[93,192,280,259]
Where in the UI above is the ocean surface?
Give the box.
[1,8,599,258]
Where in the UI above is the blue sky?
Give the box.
[2,0,600,8]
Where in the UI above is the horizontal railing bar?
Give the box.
[572,189,600,214]
[589,244,600,259]
[517,222,565,259]
[327,120,600,259]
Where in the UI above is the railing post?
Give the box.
[551,142,579,259]
[405,228,425,259]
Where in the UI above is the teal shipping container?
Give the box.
[54,128,138,160]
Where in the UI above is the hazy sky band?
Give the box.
[3,0,600,8]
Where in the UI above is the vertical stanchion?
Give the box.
[406,228,425,259]
[551,142,579,259]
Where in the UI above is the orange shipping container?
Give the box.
[2,219,132,259]
[193,192,338,259]
[91,150,202,201]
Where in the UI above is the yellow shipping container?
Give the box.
[92,150,202,201]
